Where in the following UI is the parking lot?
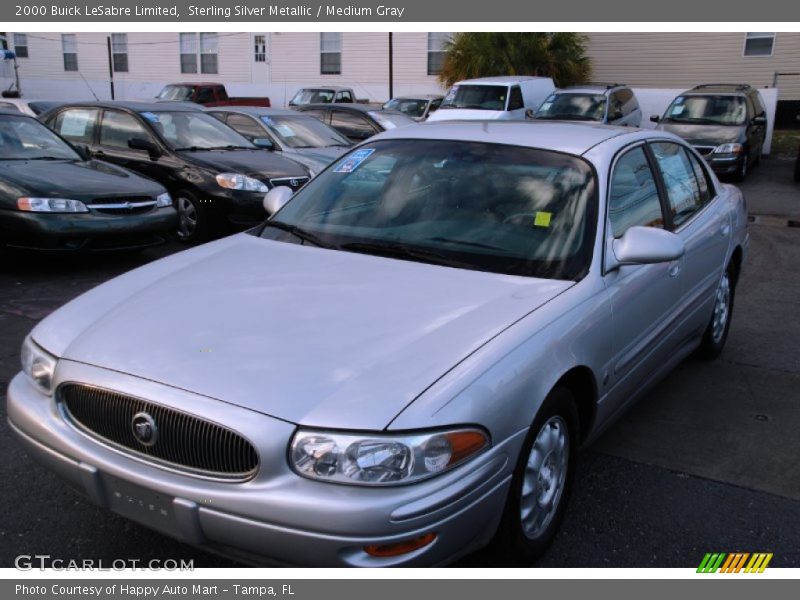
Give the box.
[1,156,798,568]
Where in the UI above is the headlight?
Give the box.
[155,192,173,208]
[20,337,57,395]
[215,173,268,192]
[17,197,88,213]
[290,428,489,486]
[713,143,744,154]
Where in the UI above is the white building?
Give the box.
[1,32,450,106]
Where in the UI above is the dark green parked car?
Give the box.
[0,110,176,251]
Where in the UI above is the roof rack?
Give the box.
[690,83,753,91]
[567,82,626,89]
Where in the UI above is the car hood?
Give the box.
[279,147,347,173]
[656,122,744,146]
[427,108,514,122]
[33,234,570,430]
[178,148,309,179]
[0,159,163,200]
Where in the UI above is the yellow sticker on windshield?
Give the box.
[534,212,552,227]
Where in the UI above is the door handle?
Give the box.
[93,150,106,158]
[668,260,681,278]
[720,222,731,237]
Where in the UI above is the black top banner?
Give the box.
[5,0,800,21]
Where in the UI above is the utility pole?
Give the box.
[388,32,394,100]
[106,36,115,99]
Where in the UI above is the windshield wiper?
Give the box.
[339,241,479,270]
[206,145,254,151]
[261,220,335,248]
[426,236,507,251]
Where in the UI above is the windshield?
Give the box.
[261,115,351,148]
[367,111,416,130]
[663,95,748,125]
[440,85,509,111]
[157,85,194,101]
[144,111,255,150]
[536,93,607,121]
[290,89,335,105]
[0,114,81,161]
[260,139,596,280]
[383,98,429,118]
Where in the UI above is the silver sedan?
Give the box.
[7,121,747,566]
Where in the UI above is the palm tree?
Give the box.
[438,33,591,88]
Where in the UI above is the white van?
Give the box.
[427,76,556,122]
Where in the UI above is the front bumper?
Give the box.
[0,206,177,251]
[703,153,744,175]
[6,361,518,566]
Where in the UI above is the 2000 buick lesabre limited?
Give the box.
[7,122,747,566]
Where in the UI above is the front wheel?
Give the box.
[732,156,748,182]
[488,386,578,565]
[175,191,211,244]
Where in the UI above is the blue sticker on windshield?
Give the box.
[333,148,375,173]
[140,112,159,122]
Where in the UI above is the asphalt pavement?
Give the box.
[1,157,798,568]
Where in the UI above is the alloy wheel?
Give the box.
[177,196,197,240]
[711,272,731,344]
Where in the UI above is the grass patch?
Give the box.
[771,130,800,157]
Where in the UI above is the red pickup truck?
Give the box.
[156,83,270,107]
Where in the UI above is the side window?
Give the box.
[507,86,524,111]
[226,114,266,140]
[685,148,714,206]
[99,110,151,149]
[52,108,99,144]
[650,142,703,227]
[337,91,353,103]
[330,111,375,138]
[195,87,214,104]
[607,93,624,120]
[300,109,328,123]
[428,98,442,113]
[617,89,635,114]
[608,146,664,238]
[744,95,755,120]
[752,92,766,116]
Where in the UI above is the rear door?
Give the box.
[648,140,730,336]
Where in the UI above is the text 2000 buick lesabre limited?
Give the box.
[7,122,747,566]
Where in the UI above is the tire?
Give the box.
[175,191,211,244]
[732,156,748,182]
[488,386,579,565]
[696,264,736,360]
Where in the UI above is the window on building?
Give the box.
[200,33,218,74]
[13,33,28,59]
[254,34,266,63]
[111,33,128,72]
[427,33,450,76]
[180,33,198,73]
[62,34,78,72]
[744,32,775,57]
[320,33,342,75]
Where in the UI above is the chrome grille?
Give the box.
[88,196,157,216]
[693,145,715,157]
[269,177,309,193]
[59,384,259,480]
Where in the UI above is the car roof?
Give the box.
[51,101,200,113]
[371,120,654,156]
[206,106,301,118]
[297,103,382,113]
[297,86,352,92]
[455,76,545,85]
[168,82,222,87]
[682,84,755,96]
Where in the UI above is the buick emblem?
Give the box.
[289,179,299,187]
[131,412,157,447]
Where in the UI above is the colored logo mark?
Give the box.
[697,552,773,573]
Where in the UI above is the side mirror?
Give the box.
[752,115,767,126]
[525,108,536,120]
[608,226,685,271]
[128,137,161,159]
[650,115,661,123]
[73,143,91,161]
[252,137,274,150]
[263,185,294,216]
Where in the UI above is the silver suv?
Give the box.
[535,83,642,127]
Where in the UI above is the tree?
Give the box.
[438,33,591,88]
